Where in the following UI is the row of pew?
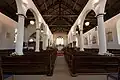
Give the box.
[63,47,120,78]
[0,48,57,80]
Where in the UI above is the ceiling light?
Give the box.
[29,38,34,42]
[76,31,78,34]
[15,28,17,33]
[94,0,99,3]
[41,30,44,33]
[85,22,90,26]
[30,20,35,25]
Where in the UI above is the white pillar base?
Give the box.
[80,48,84,51]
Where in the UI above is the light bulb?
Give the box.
[30,20,35,25]
[29,38,34,42]
[85,22,90,26]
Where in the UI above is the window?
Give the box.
[107,31,113,42]
[56,37,64,45]
[92,36,97,44]
[14,28,17,43]
[84,37,88,45]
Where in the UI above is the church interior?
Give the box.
[0,0,120,80]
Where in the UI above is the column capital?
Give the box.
[16,13,27,18]
[78,25,83,31]
[36,28,40,30]
[96,13,106,17]
[79,29,83,31]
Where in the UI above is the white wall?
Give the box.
[83,13,120,49]
[0,13,16,49]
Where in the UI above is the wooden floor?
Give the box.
[5,56,107,80]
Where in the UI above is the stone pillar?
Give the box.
[78,25,84,51]
[15,14,25,55]
[97,13,107,55]
[43,34,48,50]
[72,34,76,47]
[73,41,76,48]
[76,34,80,48]
[35,22,42,52]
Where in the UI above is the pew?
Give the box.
[0,57,3,80]
[64,48,120,77]
[1,49,57,76]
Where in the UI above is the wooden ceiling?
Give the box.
[0,0,120,33]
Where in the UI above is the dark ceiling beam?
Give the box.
[48,17,59,25]
[61,0,79,14]
[61,17,73,25]
[33,0,49,10]
[42,2,79,15]
[47,6,59,14]
[43,14,78,17]
[41,1,59,14]
[47,16,59,24]
[73,0,79,9]
[44,0,48,10]
[59,0,61,16]
[4,0,16,12]
[71,0,84,8]
[49,25,72,27]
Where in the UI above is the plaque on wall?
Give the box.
[84,37,88,45]
[92,36,97,44]
[107,31,113,42]
[6,32,10,38]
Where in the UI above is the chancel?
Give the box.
[0,0,120,80]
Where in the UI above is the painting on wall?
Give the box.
[89,33,92,44]
[107,31,113,42]
[84,37,88,45]
[92,36,97,44]
[6,32,10,39]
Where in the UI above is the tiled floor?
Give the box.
[5,56,107,80]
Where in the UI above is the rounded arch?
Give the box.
[79,9,96,30]
[83,10,97,33]
[25,8,39,27]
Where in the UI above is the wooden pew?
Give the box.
[1,50,57,76]
[64,48,120,77]
[0,57,3,80]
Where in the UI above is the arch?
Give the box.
[25,8,39,28]
[79,9,96,31]
[83,10,97,33]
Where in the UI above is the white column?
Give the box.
[97,13,107,55]
[35,22,41,52]
[78,25,84,51]
[43,34,48,50]
[72,34,76,47]
[76,34,80,48]
[15,14,25,55]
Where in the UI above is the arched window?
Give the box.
[56,37,64,45]
[14,28,17,43]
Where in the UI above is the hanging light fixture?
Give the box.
[30,20,35,25]
[29,38,34,42]
[85,22,90,26]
